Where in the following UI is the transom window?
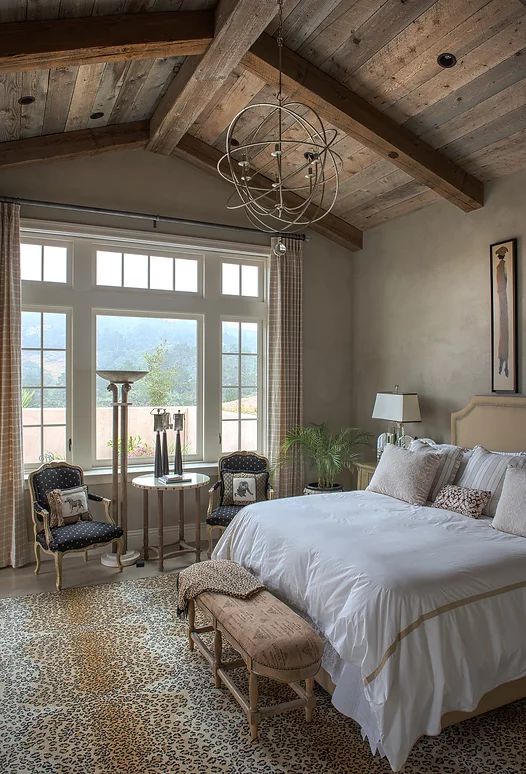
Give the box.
[20,222,267,470]
[221,261,260,297]
[21,241,69,283]
[96,248,200,292]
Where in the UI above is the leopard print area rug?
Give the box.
[1,574,525,774]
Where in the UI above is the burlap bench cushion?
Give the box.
[198,589,323,676]
[189,588,324,740]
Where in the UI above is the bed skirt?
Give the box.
[315,667,526,729]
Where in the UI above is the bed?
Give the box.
[212,396,526,771]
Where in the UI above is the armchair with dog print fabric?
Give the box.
[29,461,124,591]
[206,451,273,557]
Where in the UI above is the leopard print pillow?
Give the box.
[433,484,491,519]
[222,471,269,506]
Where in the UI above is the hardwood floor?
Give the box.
[0,549,202,599]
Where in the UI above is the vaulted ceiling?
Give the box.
[0,0,525,251]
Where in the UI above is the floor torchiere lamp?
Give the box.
[96,369,148,567]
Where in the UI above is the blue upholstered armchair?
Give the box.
[206,451,273,557]
[28,461,124,591]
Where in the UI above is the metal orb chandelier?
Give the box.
[217,0,341,244]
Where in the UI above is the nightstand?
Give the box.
[354,460,377,490]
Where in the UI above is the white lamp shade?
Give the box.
[372,392,421,423]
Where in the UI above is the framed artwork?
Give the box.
[490,238,518,393]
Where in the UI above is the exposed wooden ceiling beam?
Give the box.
[241,35,484,212]
[0,122,361,250]
[148,0,277,156]
[0,11,214,73]
[175,133,363,251]
[0,122,148,168]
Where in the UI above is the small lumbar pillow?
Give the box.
[222,470,269,506]
[492,467,526,537]
[47,485,91,528]
[366,443,441,505]
[433,484,491,518]
[410,439,464,501]
[454,445,526,517]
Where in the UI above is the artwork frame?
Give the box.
[490,238,518,394]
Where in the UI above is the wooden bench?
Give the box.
[188,590,324,740]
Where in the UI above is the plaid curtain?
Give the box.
[268,237,303,497]
[0,203,27,568]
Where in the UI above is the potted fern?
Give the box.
[280,423,370,494]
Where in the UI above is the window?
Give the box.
[95,314,200,462]
[221,320,260,452]
[20,223,267,469]
[21,310,69,465]
[21,241,69,283]
[96,248,199,292]
[222,261,260,297]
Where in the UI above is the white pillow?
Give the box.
[454,446,526,517]
[410,439,463,501]
[367,444,441,506]
[492,467,526,537]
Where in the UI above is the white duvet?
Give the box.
[213,490,526,771]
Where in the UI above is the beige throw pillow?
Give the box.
[366,444,441,505]
[47,485,91,528]
[454,445,526,517]
[410,439,464,501]
[492,467,526,538]
[222,471,269,506]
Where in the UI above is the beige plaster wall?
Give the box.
[351,168,526,446]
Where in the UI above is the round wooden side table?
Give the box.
[131,473,210,571]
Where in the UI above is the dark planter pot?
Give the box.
[303,482,344,495]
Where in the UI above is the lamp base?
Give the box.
[101,550,140,568]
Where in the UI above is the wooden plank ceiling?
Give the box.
[0,0,525,246]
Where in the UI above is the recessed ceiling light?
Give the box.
[437,52,457,68]
[18,95,35,105]
[90,111,105,120]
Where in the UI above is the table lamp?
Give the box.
[372,386,421,459]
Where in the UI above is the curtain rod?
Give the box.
[0,196,307,241]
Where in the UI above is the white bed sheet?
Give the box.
[213,490,526,771]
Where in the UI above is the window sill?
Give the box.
[24,460,218,486]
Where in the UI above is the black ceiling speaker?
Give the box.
[437,52,457,68]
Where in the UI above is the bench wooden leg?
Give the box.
[213,627,222,688]
[248,669,259,742]
[188,598,195,651]
[305,677,315,722]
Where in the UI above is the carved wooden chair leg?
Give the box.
[115,538,124,572]
[84,550,89,563]
[34,543,41,575]
[207,525,214,559]
[248,667,259,742]
[54,552,63,591]
[213,627,222,688]
[305,677,315,721]
[188,598,195,651]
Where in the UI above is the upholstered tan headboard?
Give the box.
[451,395,526,452]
